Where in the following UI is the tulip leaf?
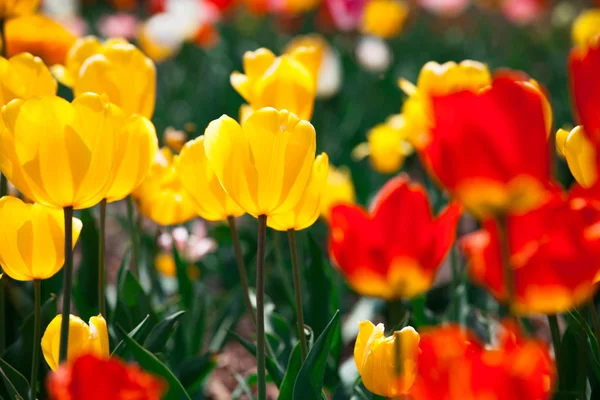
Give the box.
[228,331,285,387]
[112,314,151,357]
[144,311,186,354]
[557,323,588,397]
[172,246,193,310]
[293,310,341,400]
[277,343,302,400]
[73,208,100,321]
[113,271,157,331]
[0,358,29,400]
[305,235,337,337]
[117,325,192,400]
[177,352,218,394]
[208,288,245,352]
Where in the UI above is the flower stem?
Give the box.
[0,171,6,354]
[99,199,107,317]
[227,216,256,326]
[589,300,600,353]
[59,206,74,362]
[31,279,41,400]
[126,195,140,278]
[548,314,563,390]
[256,215,267,400]
[495,215,515,317]
[287,229,308,360]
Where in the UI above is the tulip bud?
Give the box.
[556,126,597,188]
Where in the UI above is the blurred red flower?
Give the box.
[462,192,600,314]
[421,74,551,218]
[48,354,166,400]
[328,175,461,300]
[570,41,600,146]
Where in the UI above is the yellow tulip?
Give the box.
[41,314,109,371]
[105,115,158,202]
[53,36,156,119]
[134,148,197,226]
[230,48,320,121]
[0,0,39,19]
[353,114,414,174]
[0,93,125,210]
[268,153,329,231]
[319,164,356,220]
[0,53,56,107]
[400,60,491,148]
[361,0,409,39]
[354,320,420,397]
[0,196,82,281]
[572,9,600,50]
[204,107,316,217]
[556,126,597,188]
[4,14,76,66]
[176,136,245,221]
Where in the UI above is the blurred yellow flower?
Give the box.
[353,114,414,174]
[556,126,596,188]
[0,93,124,210]
[53,36,156,119]
[268,153,329,231]
[176,136,245,221]
[230,48,320,120]
[0,0,39,19]
[106,115,158,202]
[572,9,600,49]
[400,60,491,148]
[41,314,109,371]
[361,0,409,39]
[354,321,420,397]
[283,0,321,15]
[204,107,316,217]
[134,148,197,226]
[154,251,200,280]
[0,52,57,106]
[0,196,82,281]
[320,165,356,220]
[4,14,75,65]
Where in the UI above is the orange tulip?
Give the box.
[421,74,551,218]
[329,175,461,299]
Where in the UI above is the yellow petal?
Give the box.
[243,48,276,81]
[320,165,356,220]
[88,315,110,359]
[41,314,92,371]
[572,9,600,49]
[361,0,409,39]
[563,125,597,188]
[354,320,377,374]
[7,53,57,99]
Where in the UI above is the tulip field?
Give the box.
[3,0,600,399]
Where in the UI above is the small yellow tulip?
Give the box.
[134,148,197,226]
[176,136,245,221]
[354,320,420,397]
[230,48,320,121]
[0,93,124,210]
[268,153,329,231]
[556,126,597,188]
[204,107,316,218]
[572,9,600,50]
[0,0,39,18]
[319,165,356,220]
[0,196,82,281]
[105,115,158,202]
[0,53,57,107]
[53,36,156,119]
[41,314,109,371]
[361,0,409,39]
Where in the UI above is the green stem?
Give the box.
[59,206,74,362]
[548,314,562,388]
[30,279,41,400]
[99,199,107,317]
[589,300,600,353]
[126,196,139,278]
[256,215,267,400]
[287,229,308,360]
[227,216,256,326]
[495,215,515,318]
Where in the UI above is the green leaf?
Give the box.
[228,331,285,387]
[0,358,29,400]
[277,343,302,400]
[112,314,151,357]
[557,323,587,397]
[172,246,193,309]
[144,311,186,354]
[293,310,341,400]
[177,353,218,394]
[113,270,157,331]
[305,235,334,337]
[117,325,191,400]
[208,289,245,352]
[73,208,100,321]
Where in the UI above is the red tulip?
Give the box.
[421,74,551,218]
[48,354,166,400]
[328,175,461,299]
[569,40,600,145]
